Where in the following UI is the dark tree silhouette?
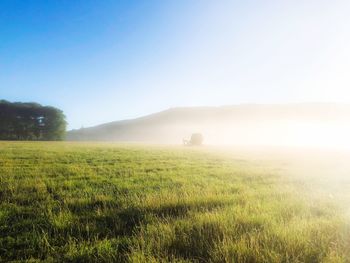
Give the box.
[0,100,66,140]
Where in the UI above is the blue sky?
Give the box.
[1,0,350,129]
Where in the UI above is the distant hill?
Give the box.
[66,103,350,146]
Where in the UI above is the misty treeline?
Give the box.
[0,100,66,140]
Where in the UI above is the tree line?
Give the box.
[0,100,66,140]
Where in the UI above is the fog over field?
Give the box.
[2,142,350,261]
[3,0,350,261]
[67,103,350,149]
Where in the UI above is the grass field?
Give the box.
[1,142,350,262]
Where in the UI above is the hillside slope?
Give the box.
[66,103,350,145]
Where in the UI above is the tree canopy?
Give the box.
[0,100,67,140]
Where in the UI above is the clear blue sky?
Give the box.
[1,0,350,129]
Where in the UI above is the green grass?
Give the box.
[0,142,349,262]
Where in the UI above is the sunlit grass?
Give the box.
[0,142,349,262]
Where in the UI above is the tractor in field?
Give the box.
[183,133,203,146]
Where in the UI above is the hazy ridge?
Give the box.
[66,103,350,145]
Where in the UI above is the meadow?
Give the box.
[0,142,350,262]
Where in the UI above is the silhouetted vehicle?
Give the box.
[183,133,203,146]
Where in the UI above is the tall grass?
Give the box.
[0,142,349,262]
